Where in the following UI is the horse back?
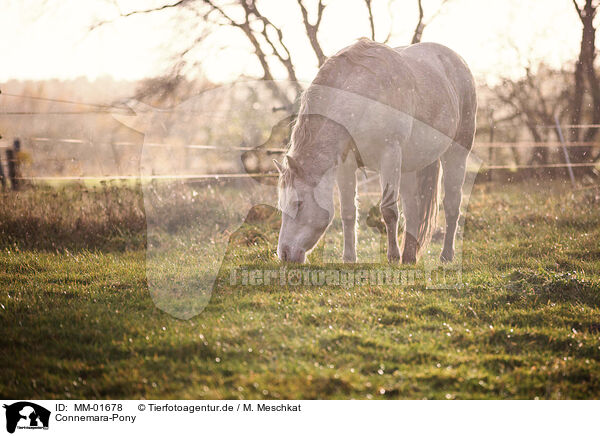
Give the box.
[397,43,477,147]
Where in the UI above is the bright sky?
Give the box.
[0,0,583,85]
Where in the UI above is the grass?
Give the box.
[1,179,600,399]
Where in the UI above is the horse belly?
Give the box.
[355,109,456,173]
[400,79,460,172]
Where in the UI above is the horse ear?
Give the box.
[273,159,284,174]
[285,155,302,176]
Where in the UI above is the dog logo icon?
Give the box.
[3,402,50,433]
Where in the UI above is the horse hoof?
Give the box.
[388,254,401,264]
[440,250,454,263]
[401,255,416,264]
[343,256,356,263]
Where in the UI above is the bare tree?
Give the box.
[570,0,600,167]
[489,64,572,175]
[91,0,330,108]
[92,0,453,109]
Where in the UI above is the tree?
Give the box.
[488,64,572,176]
[570,0,600,168]
[91,0,452,108]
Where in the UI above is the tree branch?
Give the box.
[411,0,424,44]
[424,0,450,25]
[89,0,191,31]
[296,0,327,66]
[364,0,375,40]
[573,0,584,20]
[411,0,451,44]
[245,1,303,96]
[382,0,398,43]
[201,0,293,106]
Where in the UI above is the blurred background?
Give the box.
[0,0,599,184]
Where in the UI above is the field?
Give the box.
[1,179,600,399]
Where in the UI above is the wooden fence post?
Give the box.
[6,149,16,190]
[0,134,5,189]
[554,115,576,188]
[488,109,494,182]
[0,152,4,189]
[6,138,21,191]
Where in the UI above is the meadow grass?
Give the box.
[1,179,599,399]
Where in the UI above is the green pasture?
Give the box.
[1,179,599,399]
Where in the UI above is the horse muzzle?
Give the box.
[278,244,306,263]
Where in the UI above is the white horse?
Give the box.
[275,39,477,264]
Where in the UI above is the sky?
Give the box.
[0,0,583,85]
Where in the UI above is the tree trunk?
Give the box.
[571,0,599,176]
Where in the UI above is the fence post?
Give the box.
[488,109,494,182]
[0,156,4,189]
[0,135,6,190]
[6,138,21,191]
[0,134,5,189]
[554,115,576,188]
[6,149,16,190]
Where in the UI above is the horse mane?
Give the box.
[277,164,294,212]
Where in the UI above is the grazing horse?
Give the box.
[275,39,477,264]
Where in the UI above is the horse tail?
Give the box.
[416,159,441,255]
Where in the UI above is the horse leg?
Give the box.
[440,142,470,263]
[380,147,402,263]
[337,160,357,263]
[400,171,419,264]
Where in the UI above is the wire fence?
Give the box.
[17,137,600,151]
[1,90,599,185]
[15,174,278,182]
[0,135,596,184]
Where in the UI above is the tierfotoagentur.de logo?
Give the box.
[3,402,50,434]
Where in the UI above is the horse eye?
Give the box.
[293,201,303,210]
